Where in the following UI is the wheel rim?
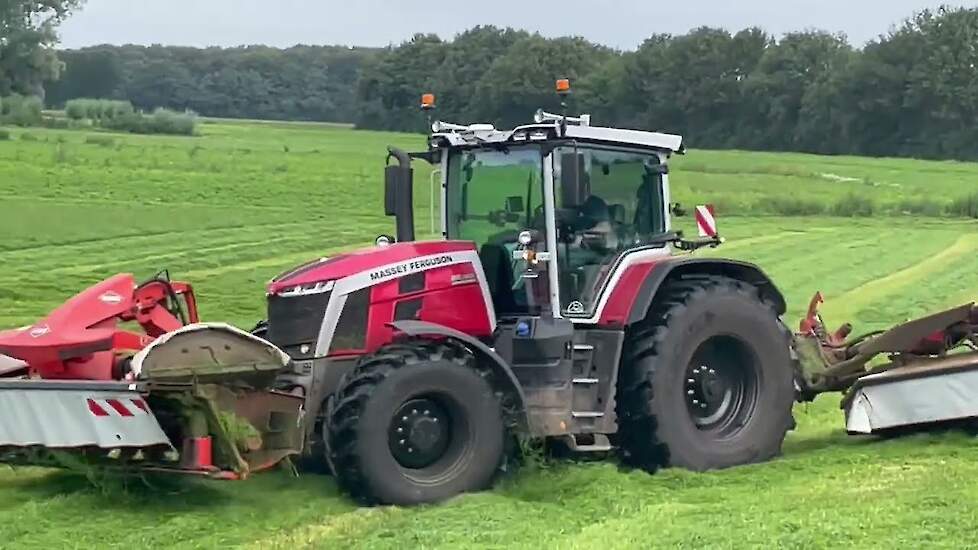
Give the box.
[388,397,453,470]
[684,335,760,438]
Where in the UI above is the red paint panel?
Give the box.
[356,262,492,354]
[87,398,109,417]
[597,263,658,327]
[105,398,134,417]
[418,284,492,337]
[130,399,149,413]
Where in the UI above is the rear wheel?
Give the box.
[327,342,506,505]
[618,275,795,472]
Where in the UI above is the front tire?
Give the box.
[618,275,795,472]
[327,342,506,505]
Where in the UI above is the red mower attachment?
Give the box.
[0,273,198,381]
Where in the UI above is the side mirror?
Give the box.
[560,153,586,209]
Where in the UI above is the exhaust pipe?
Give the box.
[385,146,415,243]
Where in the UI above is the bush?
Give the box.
[0,95,43,127]
[947,192,978,218]
[66,98,134,122]
[102,108,197,136]
[18,132,39,142]
[65,98,88,120]
[148,108,197,136]
[0,128,9,141]
[830,193,877,217]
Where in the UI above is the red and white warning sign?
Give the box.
[695,204,717,237]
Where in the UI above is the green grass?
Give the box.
[670,149,978,217]
[3,123,978,548]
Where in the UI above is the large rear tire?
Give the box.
[618,274,795,472]
[327,342,506,505]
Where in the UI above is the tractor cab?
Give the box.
[389,96,686,327]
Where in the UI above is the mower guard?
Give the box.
[0,379,171,449]
[0,354,26,377]
[0,323,303,478]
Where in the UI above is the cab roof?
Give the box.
[429,120,685,155]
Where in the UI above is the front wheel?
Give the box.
[618,275,795,472]
[327,342,506,505]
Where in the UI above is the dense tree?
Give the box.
[0,0,83,97]
[742,31,852,151]
[47,44,375,123]
[29,5,978,162]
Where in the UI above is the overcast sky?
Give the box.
[60,0,978,50]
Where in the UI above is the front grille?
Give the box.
[266,291,332,350]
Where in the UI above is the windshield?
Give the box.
[445,147,544,246]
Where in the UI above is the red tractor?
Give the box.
[0,88,799,505]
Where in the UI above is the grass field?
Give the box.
[2,120,978,548]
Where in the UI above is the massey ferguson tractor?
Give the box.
[2,83,978,506]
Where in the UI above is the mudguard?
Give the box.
[389,320,528,427]
[627,257,787,326]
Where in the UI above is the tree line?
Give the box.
[46,44,372,124]
[5,4,978,160]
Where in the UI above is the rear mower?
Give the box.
[0,82,970,506]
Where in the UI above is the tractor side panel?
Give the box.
[597,263,658,328]
[364,263,493,352]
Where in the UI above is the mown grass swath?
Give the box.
[1,122,978,547]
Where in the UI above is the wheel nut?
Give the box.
[700,403,707,409]
[402,416,408,421]
[687,390,694,396]
[709,369,716,375]
[423,410,430,415]
[397,427,403,433]
[688,378,695,384]
[693,399,699,405]
[399,439,406,445]
[412,409,418,415]
[408,448,414,453]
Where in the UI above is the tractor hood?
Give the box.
[267,241,478,295]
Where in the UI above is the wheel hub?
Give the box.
[686,364,734,426]
[388,398,451,469]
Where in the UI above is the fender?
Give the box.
[626,257,787,326]
[388,320,528,427]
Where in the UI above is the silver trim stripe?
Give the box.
[313,250,495,356]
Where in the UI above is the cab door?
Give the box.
[547,145,670,320]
